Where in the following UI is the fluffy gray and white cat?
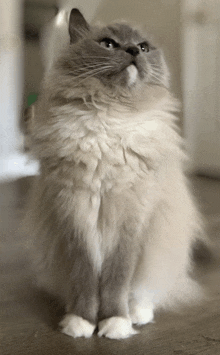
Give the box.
[26,9,205,339]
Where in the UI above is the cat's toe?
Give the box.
[130,305,154,326]
[60,314,96,338]
[98,316,138,339]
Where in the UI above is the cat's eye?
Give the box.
[99,38,118,50]
[139,42,149,52]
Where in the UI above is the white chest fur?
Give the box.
[43,99,181,273]
[55,106,177,272]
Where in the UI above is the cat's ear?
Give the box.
[69,9,90,44]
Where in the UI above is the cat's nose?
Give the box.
[125,46,139,57]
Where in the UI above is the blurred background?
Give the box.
[0,0,220,180]
[1,2,220,353]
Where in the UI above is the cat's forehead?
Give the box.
[95,23,145,44]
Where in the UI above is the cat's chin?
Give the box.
[126,64,138,86]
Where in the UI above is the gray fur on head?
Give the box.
[63,9,170,89]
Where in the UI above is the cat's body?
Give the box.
[26,9,204,339]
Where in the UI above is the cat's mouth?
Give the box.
[95,59,140,88]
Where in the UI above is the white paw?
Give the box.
[98,317,138,339]
[130,305,154,326]
[59,314,95,338]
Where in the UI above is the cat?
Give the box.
[25,8,206,339]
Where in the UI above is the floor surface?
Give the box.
[1,175,220,355]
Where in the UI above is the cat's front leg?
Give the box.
[97,239,138,339]
[59,245,99,338]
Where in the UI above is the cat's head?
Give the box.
[60,9,169,91]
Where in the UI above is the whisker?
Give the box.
[82,55,123,60]
[149,64,161,69]
[73,63,112,71]
[81,60,121,67]
[72,66,113,80]
[74,64,113,73]
[75,67,114,85]
[82,56,114,59]
[149,71,161,79]
[69,55,117,61]
[69,62,118,75]
[68,54,122,65]
[150,68,162,76]
[73,65,112,78]
[149,73,163,83]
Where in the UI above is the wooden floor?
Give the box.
[1,175,220,355]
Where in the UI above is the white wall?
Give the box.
[0,0,38,180]
[182,0,220,176]
[0,0,22,157]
